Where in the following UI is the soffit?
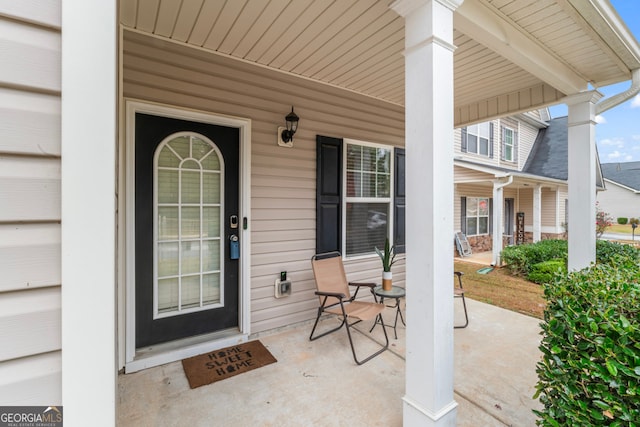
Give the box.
[120,0,638,116]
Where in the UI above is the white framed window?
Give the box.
[465,197,490,236]
[343,140,393,257]
[503,127,515,162]
[463,122,491,156]
[154,133,224,318]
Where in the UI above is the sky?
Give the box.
[548,0,640,164]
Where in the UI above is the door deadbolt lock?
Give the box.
[229,234,239,260]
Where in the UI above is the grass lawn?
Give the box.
[454,260,545,319]
[607,223,634,234]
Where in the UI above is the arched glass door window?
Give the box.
[153,133,224,318]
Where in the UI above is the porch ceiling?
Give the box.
[120,0,640,126]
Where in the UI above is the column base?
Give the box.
[403,396,458,426]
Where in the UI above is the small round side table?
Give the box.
[370,285,406,339]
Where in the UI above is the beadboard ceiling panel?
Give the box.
[120,0,640,119]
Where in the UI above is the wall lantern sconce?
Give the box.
[277,106,299,148]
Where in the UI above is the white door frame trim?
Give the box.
[123,99,252,372]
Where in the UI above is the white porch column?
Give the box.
[533,184,542,242]
[566,91,603,271]
[492,177,511,266]
[61,0,117,424]
[391,0,461,425]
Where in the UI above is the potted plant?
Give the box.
[375,238,397,291]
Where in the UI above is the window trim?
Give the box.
[342,138,394,260]
[461,122,493,158]
[153,131,226,319]
[502,126,515,162]
[465,196,491,236]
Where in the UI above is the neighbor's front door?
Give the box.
[135,113,240,348]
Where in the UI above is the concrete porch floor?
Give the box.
[455,250,495,266]
[118,298,542,426]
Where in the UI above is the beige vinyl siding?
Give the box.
[123,30,404,334]
[0,3,61,405]
[518,188,534,227]
[559,188,569,227]
[597,181,640,220]
[517,121,540,170]
[454,165,494,183]
[541,188,557,227]
[504,188,518,200]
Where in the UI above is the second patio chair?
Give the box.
[310,252,389,365]
[454,271,469,328]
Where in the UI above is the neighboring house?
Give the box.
[598,162,640,220]
[1,1,638,426]
[454,115,605,264]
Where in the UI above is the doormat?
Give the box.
[477,267,494,274]
[181,340,277,389]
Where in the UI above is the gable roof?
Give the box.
[523,117,570,180]
[523,116,604,189]
[601,161,640,191]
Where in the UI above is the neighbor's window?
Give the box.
[344,142,392,257]
[466,197,490,235]
[464,123,491,156]
[503,127,515,161]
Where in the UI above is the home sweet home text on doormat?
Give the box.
[181,340,277,389]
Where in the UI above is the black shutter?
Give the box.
[461,127,467,152]
[489,122,494,158]
[394,148,406,254]
[316,135,343,253]
[514,131,518,164]
[461,197,467,234]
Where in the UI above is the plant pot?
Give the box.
[382,271,393,291]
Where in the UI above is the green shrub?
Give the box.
[527,259,567,284]
[617,217,629,225]
[501,240,567,276]
[596,240,640,266]
[534,258,640,426]
[503,240,639,277]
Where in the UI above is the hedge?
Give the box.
[617,217,628,225]
[534,257,640,426]
[527,259,567,284]
[501,240,567,276]
[502,240,639,277]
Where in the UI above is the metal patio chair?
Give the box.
[310,252,389,365]
[454,271,469,328]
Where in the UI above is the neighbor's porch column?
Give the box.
[391,0,461,425]
[533,184,542,242]
[566,91,603,271]
[492,177,511,266]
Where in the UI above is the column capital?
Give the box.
[563,90,604,106]
[391,0,464,17]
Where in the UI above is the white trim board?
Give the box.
[123,99,252,372]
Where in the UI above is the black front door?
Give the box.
[135,113,240,348]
